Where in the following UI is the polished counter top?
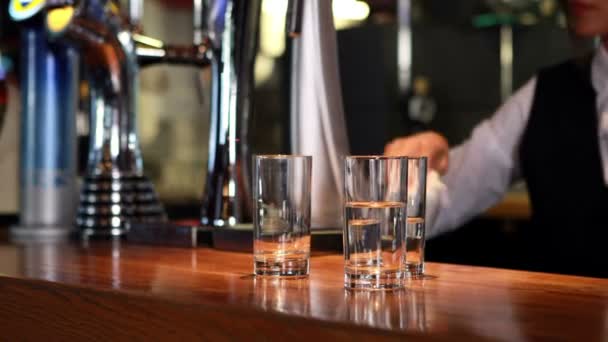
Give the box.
[0,234,606,341]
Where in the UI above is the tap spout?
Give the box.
[134,34,212,67]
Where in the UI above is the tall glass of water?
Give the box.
[253,155,312,277]
[343,156,408,290]
[405,157,427,277]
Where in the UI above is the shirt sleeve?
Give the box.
[425,77,537,238]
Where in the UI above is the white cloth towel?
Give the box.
[291,0,350,229]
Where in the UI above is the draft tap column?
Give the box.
[8,0,79,240]
[200,0,261,228]
[45,0,166,237]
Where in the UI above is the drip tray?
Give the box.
[127,222,342,253]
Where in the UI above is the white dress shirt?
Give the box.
[427,44,608,238]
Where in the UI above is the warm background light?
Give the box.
[256,0,370,85]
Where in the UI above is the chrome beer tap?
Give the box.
[45,0,211,236]
[137,0,302,229]
[199,0,262,227]
[47,0,303,234]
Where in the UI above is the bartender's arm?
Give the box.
[385,78,536,238]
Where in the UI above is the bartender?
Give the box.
[385,0,608,278]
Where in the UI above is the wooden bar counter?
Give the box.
[0,233,606,341]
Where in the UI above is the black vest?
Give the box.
[519,58,608,278]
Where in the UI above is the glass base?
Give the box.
[254,258,309,277]
[344,269,405,291]
[405,263,424,277]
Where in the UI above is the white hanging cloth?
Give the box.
[291,0,350,229]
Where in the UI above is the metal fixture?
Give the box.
[199,0,262,228]
[46,0,210,236]
[45,0,303,233]
[8,0,79,240]
[200,0,303,228]
[398,0,412,94]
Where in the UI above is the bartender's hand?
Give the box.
[384,131,449,175]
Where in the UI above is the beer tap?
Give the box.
[45,0,211,236]
[44,0,304,235]
[8,0,80,240]
[198,0,261,228]
[200,0,303,228]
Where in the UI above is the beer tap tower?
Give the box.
[9,0,79,240]
[46,0,210,236]
[44,0,304,236]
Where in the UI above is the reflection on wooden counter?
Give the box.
[0,238,606,340]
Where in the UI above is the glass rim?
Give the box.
[254,154,312,160]
[406,156,428,161]
[345,155,408,160]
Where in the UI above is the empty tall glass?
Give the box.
[405,157,427,277]
[253,155,312,277]
[343,156,408,290]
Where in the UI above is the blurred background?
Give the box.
[0,0,587,270]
